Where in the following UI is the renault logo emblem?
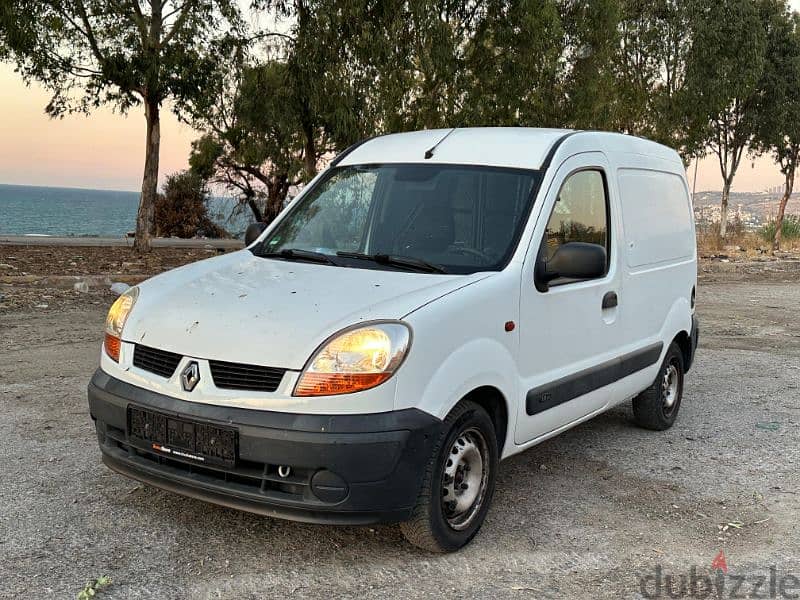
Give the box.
[181,361,200,392]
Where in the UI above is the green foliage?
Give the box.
[751,2,800,177]
[760,215,800,241]
[687,0,767,118]
[5,0,800,241]
[684,0,769,170]
[561,0,621,130]
[461,0,565,127]
[0,1,244,117]
[216,0,800,227]
[77,575,112,600]
[188,55,314,223]
[683,0,775,236]
[610,0,701,156]
[0,0,244,250]
[153,171,229,238]
[249,0,715,158]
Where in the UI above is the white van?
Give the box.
[89,128,698,552]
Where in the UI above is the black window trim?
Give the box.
[534,166,612,292]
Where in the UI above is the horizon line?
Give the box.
[0,179,796,197]
[0,181,141,194]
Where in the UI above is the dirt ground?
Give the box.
[1,246,799,599]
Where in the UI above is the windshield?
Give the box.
[256,164,539,274]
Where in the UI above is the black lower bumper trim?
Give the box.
[88,369,442,525]
[101,453,411,525]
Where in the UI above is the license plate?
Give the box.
[127,406,237,468]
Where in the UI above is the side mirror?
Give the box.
[535,242,606,291]
[244,222,267,246]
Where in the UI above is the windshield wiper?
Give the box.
[261,248,338,265]
[337,251,447,274]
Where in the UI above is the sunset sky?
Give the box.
[2,3,799,194]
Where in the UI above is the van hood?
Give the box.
[123,250,488,369]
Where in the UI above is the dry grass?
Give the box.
[696,231,764,256]
[696,227,800,257]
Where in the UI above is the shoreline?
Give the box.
[0,235,243,248]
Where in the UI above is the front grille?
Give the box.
[133,344,182,378]
[209,359,286,392]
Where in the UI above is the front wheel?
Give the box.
[400,401,498,552]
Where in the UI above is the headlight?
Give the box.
[293,322,411,396]
[104,287,139,361]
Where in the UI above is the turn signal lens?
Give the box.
[294,323,410,396]
[104,333,122,362]
[294,372,393,396]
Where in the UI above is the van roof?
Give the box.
[336,127,681,171]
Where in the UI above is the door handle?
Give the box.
[602,291,618,309]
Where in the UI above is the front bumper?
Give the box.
[88,369,442,525]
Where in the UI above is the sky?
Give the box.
[1,2,799,193]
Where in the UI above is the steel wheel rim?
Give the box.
[662,361,680,411]
[441,427,490,531]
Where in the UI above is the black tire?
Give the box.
[632,341,685,431]
[399,400,498,552]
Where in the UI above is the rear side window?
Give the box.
[543,169,609,263]
[617,169,693,268]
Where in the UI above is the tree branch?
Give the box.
[74,0,107,65]
[125,0,149,45]
[163,1,189,21]
[52,5,91,39]
[246,31,296,44]
[160,0,193,46]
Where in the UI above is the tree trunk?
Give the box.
[719,180,731,239]
[134,98,160,253]
[245,193,264,223]
[773,166,794,252]
[265,173,290,223]
[303,124,317,180]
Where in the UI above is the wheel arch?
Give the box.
[656,295,694,371]
[672,329,693,372]
[456,386,509,456]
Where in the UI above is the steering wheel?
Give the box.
[447,245,493,263]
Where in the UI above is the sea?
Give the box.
[0,183,254,238]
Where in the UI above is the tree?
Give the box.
[153,171,228,238]
[191,0,386,223]
[612,0,702,159]
[560,0,622,130]
[0,1,243,252]
[189,58,322,224]
[751,2,800,251]
[460,0,565,127]
[686,0,767,238]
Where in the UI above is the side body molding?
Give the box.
[526,342,663,416]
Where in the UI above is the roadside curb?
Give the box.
[0,236,243,249]
[0,274,148,288]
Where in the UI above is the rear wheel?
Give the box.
[632,342,685,431]
[400,401,498,552]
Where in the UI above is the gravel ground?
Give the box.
[1,257,799,599]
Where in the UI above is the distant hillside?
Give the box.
[692,190,799,226]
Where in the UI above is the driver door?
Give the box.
[515,153,624,444]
